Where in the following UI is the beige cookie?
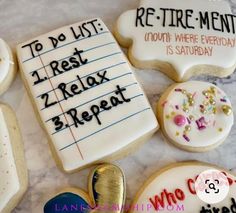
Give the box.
[0,103,28,213]
[44,164,125,213]
[114,0,236,82]
[17,18,158,173]
[157,81,234,152]
[0,39,17,95]
[130,161,236,213]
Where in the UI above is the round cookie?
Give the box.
[0,38,17,95]
[129,161,236,213]
[157,81,233,152]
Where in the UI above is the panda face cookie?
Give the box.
[44,164,125,213]
[115,0,236,82]
[17,18,158,173]
[157,81,233,152]
[0,38,17,95]
[0,103,28,212]
[130,161,236,213]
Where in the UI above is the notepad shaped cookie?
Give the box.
[115,0,236,82]
[0,38,17,95]
[130,161,236,213]
[0,103,28,212]
[157,81,234,152]
[17,18,158,173]
[44,164,125,213]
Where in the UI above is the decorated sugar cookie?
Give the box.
[44,164,125,213]
[157,81,233,152]
[115,0,236,82]
[0,103,28,212]
[0,38,17,95]
[17,18,158,173]
[130,161,236,213]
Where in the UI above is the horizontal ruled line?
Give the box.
[45,82,138,123]
[31,51,122,81]
[22,31,110,63]
[36,61,126,98]
[29,41,116,74]
[40,71,132,110]
[52,94,144,135]
[59,107,151,151]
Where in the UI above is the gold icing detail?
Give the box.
[185,125,191,132]
[189,115,194,121]
[222,105,232,116]
[46,164,125,213]
[90,164,125,213]
[165,115,170,119]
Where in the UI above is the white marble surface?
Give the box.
[0,0,236,212]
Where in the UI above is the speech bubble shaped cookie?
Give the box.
[129,161,236,213]
[17,18,158,173]
[0,39,17,95]
[44,164,125,213]
[157,81,234,152]
[115,0,236,82]
[0,103,28,212]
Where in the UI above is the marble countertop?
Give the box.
[0,0,236,212]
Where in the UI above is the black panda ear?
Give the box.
[89,164,126,213]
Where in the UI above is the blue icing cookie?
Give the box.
[44,164,125,213]
[44,192,91,213]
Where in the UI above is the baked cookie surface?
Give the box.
[0,103,28,213]
[157,81,233,152]
[115,0,236,82]
[0,38,17,95]
[44,164,125,213]
[130,161,236,213]
[17,18,158,173]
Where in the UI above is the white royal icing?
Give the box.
[0,109,20,212]
[17,18,158,172]
[160,81,233,150]
[116,0,236,80]
[131,162,236,213]
[0,38,11,83]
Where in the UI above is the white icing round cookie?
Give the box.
[0,103,28,212]
[0,38,17,95]
[115,0,236,82]
[157,81,233,152]
[130,161,236,213]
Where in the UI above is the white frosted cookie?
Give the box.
[0,38,17,95]
[157,81,233,152]
[17,18,158,173]
[115,0,236,82]
[0,103,28,212]
[44,164,125,213]
[130,161,236,213]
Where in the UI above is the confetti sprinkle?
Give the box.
[183,134,190,142]
[220,98,227,102]
[175,88,182,92]
[174,114,186,127]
